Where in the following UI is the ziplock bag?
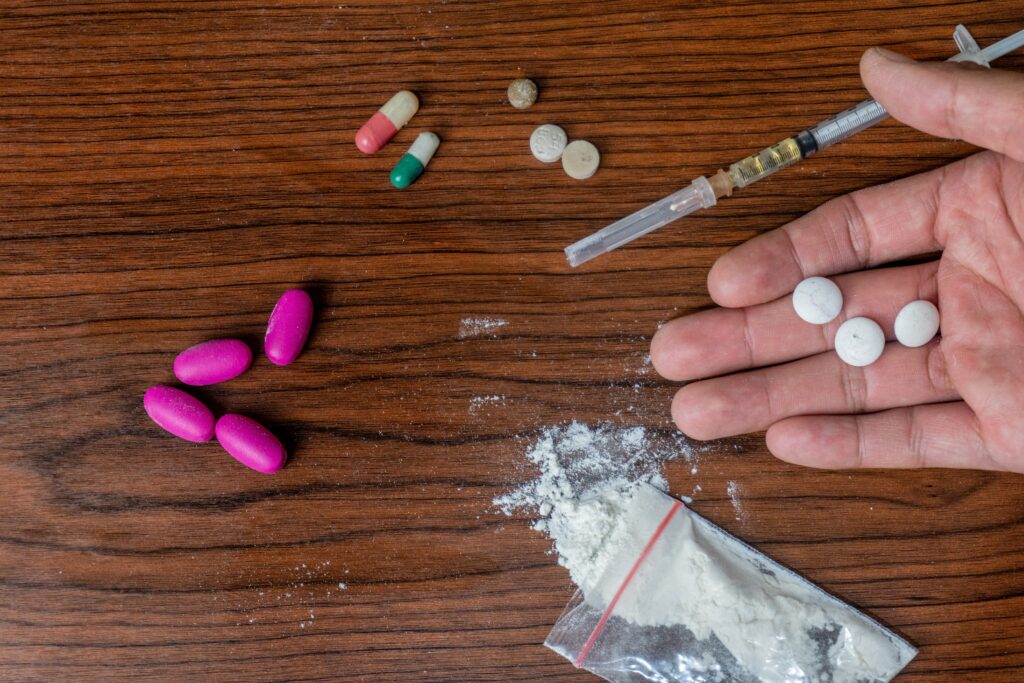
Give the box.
[546,484,916,682]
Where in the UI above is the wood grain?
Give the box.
[2,1,1023,680]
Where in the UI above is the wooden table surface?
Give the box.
[3,1,1024,680]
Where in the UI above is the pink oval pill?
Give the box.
[215,414,287,474]
[174,339,252,386]
[143,385,215,443]
[265,289,313,366]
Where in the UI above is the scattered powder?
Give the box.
[625,350,653,376]
[239,561,349,630]
[458,317,508,338]
[469,394,507,414]
[727,480,743,521]
[493,421,696,590]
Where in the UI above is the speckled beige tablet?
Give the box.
[507,78,538,109]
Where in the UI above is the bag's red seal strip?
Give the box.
[575,499,683,667]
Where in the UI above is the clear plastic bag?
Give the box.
[545,484,917,682]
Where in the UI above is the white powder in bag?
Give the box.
[497,424,916,682]
[583,484,914,683]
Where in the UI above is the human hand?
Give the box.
[650,48,1024,472]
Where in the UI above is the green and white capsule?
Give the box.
[390,132,439,188]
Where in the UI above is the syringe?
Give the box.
[565,24,1024,268]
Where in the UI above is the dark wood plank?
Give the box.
[1,1,1023,680]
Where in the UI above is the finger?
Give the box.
[670,341,957,440]
[765,402,997,470]
[652,261,938,381]
[707,164,944,308]
[861,47,1024,164]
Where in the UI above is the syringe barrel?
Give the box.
[808,99,890,150]
[727,136,803,189]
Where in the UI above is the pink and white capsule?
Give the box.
[215,414,287,474]
[265,289,313,366]
[355,90,419,154]
[143,385,215,443]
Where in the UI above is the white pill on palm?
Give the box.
[835,317,885,367]
[894,300,940,347]
[792,276,843,324]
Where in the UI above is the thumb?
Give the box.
[860,47,1024,163]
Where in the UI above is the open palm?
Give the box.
[650,49,1024,472]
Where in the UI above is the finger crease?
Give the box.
[758,371,778,425]
[781,226,809,278]
[853,416,866,468]
[925,343,953,396]
[839,360,869,414]
[944,70,966,142]
[740,306,757,367]
[841,193,873,269]
[906,407,927,469]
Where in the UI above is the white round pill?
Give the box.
[561,140,600,180]
[792,276,843,324]
[834,317,885,367]
[894,300,940,347]
[530,124,567,163]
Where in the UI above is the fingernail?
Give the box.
[870,47,914,64]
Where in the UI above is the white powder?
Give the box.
[726,479,743,521]
[580,485,914,682]
[469,394,506,414]
[458,317,508,338]
[498,426,915,681]
[494,422,695,590]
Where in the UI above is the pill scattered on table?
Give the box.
[143,385,215,442]
[355,90,419,154]
[174,339,253,386]
[894,300,940,347]
[561,140,600,180]
[530,124,567,163]
[215,413,287,474]
[390,131,440,188]
[834,316,885,367]
[507,78,537,109]
[265,289,314,366]
[792,276,843,324]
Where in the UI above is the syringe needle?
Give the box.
[564,177,717,267]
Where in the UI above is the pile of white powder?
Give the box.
[496,422,916,682]
[493,421,696,591]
